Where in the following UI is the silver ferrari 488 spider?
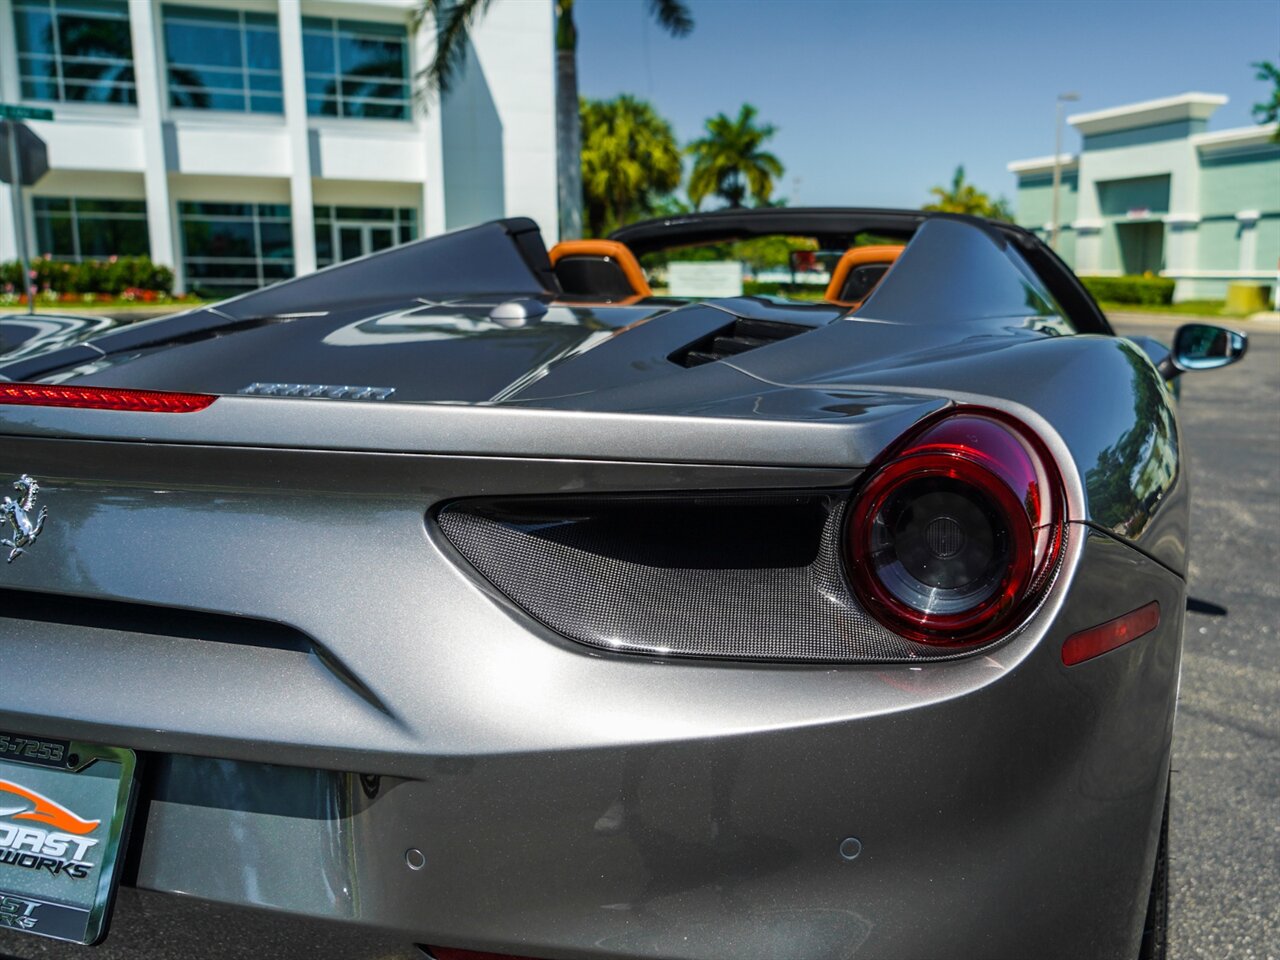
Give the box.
[0,209,1247,960]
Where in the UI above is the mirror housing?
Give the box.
[1157,323,1248,378]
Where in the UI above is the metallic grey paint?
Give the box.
[0,211,1210,958]
[0,313,117,366]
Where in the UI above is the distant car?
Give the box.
[0,209,1247,960]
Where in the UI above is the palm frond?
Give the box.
[647,0,694,37]
[1251,59,1280,137]
[413,0,493,98]
[755,151,784,178]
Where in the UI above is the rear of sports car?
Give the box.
[0,216,1184,960]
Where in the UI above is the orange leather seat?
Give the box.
[549,239,652,300]
[824,245,905,307]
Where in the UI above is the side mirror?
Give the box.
[1158,323,1248,378]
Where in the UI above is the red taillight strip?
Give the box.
[1061,601,1161,666]
[0,383,216,413]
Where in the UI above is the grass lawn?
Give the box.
[0,299,210,318]
[771,288,829,302]
[1096,299,1250,318]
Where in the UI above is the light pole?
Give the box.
[4,117,34,312]
[1051,93,1079,251]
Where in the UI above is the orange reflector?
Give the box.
[0,383,215,413]
[1062,601,1161,666]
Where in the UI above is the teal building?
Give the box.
[1009,93,1280,301]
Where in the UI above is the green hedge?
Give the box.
[1080,275,1175,306]
[1,256,174,296]
[742,280,827,300]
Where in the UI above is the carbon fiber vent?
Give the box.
[670,318,809,367]
[436,493,1047,663]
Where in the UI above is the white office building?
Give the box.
[0,0,558,295]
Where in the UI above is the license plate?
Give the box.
[0,732,135,945]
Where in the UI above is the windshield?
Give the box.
[636,232,908,302]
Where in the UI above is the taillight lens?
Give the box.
[847,409,1065,646]
[0,383,215,412]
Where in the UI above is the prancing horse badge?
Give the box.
[1,475,47,563]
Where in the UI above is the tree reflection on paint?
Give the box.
[1084,344,1178,538]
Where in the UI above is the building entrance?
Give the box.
[1117,222,1165,275]
[337,223,397,261]
[315,205,418,269]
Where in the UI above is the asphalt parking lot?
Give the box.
[1110,314,1279,960]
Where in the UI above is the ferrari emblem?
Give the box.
[1,475,47,563]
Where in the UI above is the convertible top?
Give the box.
[610,207,933,254]
[611,208,1111,335]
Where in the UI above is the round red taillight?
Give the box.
[847,409,1066,646]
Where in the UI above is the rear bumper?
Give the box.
[0,529,1182,960]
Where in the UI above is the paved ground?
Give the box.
[1109,313,1280,960]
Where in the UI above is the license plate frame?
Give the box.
[0,731,136,945]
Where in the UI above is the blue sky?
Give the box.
[575,0,1279,210]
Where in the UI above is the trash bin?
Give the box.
[1225,282,1272,314]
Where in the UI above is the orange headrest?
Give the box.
[549,239,652,299]
[824,245,905,307]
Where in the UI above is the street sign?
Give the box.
[0,121,49,187]
[0,103,54,122]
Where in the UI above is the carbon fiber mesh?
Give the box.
[437,493,1055,663]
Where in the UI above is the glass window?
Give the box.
[34,208,75,256]
[398,208,417,245]
[301,16,410,120]
[178,201,294,296]
[312,205,418,267]
[163,5,282,114]
[13,0,136,104]
[33,196,149,261]
[334,206,394,221]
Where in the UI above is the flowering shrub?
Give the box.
[0,288,197,307]
[0,255,175,297]
[120,287,167,302]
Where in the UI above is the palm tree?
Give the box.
[924,165,985,214]
[686,104,784,209]
[414,0,693,240]
[1251,59,1280,141]
[923,165,1013,221]
[986,195,1015,222]
[580,95,682,236]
